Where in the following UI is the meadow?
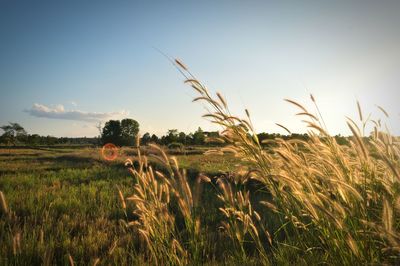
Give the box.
[0,146,245,265]
[1,63,399,265]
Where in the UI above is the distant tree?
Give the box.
[150,134,159,144]
[141,132,151,145]
[163,129,178,144]
[186,133,194,145]
[120,119,139,146]
[178,132,186,144]
[101,119,139,146]
[27,134,40,145]
[291,133,309,141]
[192,127,205,145]
[101,120,121,145]
[45,135,57,145]
[335,134,349,146]
[0,122,27,145]
[96,122,103,145]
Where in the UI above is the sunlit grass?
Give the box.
[1,62,399,264]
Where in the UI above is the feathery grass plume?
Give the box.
[275,123,291,134]
[199,174,211,183]
[357,101,363,122]
[216,176,268,262]
[309,94,328,131]
[68,254,75,266]
[216,92,227,109]
[0,191,8,215]
[376,105,389,117]
[12,232,21,255]
[285,98,308,113]
[175,59,188,71]
[383,198,393,233]
[178,59,400,264]
[296,112,319,121]
[92,258,100,266]
[124,142,208,264]
[117,188,126,210]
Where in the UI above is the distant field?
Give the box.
[0,146,242,265]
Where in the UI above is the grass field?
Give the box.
[1,68,399,265]
[0,146,247,265]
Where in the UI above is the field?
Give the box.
[1,70,399,265]
[0,146,246,265]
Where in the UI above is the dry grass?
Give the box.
[149,59,398,264]
[117,59,400,263]
[123,143,205,265]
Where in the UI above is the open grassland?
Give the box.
[0,146,243,265]
[1,63,400,265]
[2,127,399,265]
[0,147,133,265]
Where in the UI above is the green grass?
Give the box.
[0,147,245,265]
[0,148,137,265]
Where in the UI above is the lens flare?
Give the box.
[101,143,118,161]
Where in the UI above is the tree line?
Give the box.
[0,120,350,147]
[0,122,98,146]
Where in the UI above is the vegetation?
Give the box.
[0,121,348,149]
[0,62,399,265]
[101,119,140,146]
[0,146,241,265]
[119,61,400,265]
[0,123,27,145]
[0,122,99,146]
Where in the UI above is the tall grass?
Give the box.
[1,61,399,264]
[123,143,205,265]
[178,60,399,264]
[122,60,399,264]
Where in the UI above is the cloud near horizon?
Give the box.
[24,103,129,122]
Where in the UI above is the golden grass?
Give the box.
[161,60,400,264]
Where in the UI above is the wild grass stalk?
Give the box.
[176,60,400,264]
[123,142,205,265]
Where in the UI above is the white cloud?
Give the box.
[25,103,128,122]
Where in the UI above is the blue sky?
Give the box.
[0,0,399,137]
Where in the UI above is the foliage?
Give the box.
[101,119,139,146]
[141,132,151,145]
[121,119,140,146]
[0,123,27,145]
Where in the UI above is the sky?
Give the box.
[0,0,399,137]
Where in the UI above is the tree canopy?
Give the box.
[101,119,139,146]
[0,122,27,145]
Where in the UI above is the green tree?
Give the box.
[165,129,178,144]
[121,119,139,146]
[27,134,40,146]
[101,119,139,146]
[141,132,151,145]
[178,132,186,145]
[150,134,159,144]
[192,127,205,145]
[101,120,122,145]
[0,122,27,145]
